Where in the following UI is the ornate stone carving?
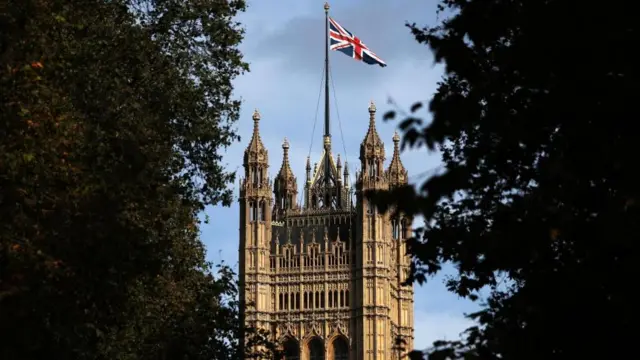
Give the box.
[239,101,414,358]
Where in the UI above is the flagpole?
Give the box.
[323,2,331,206]
[324,2,330,142]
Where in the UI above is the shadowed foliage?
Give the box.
[0,0,276,359]
[371,0,637,359]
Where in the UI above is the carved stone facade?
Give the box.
[239,102,414,360]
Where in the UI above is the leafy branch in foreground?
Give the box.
[0,0,272,359]
[370,0,637,359]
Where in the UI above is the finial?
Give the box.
[252,108,261,121]
[344,161,349,174]
[336,154,342,167]
[368,100,376,113]
[393,130,400,143]
[324,2,330,12]
[306,156,311,169]
[282,137,290,150]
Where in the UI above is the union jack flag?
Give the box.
[329,17,386,67]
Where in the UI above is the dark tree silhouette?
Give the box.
[373,1,638,359]
[0,1,276,359]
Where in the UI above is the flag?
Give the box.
[329,17,386,67]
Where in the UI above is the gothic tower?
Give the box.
[239,109,272,346]
[239,102,414,360]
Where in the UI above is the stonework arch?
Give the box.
[303,336,324,360]
[282,337,300,360]
[328,335,348,360]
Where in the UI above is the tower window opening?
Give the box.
[258,201,265,221]
[283,339,299,360]
[252,167,258,187]
[309,338,324,360]
[333,337,348,360]
[368,159,375,179]
[392,219,400,239]
[401,218,408,239]
[250,202,258,222]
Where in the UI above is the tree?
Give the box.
[374,1,638,359]
[0,0,275,359]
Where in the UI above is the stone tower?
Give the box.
[239,102,414,360]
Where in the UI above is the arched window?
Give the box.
[283,338,299,360]
[368,159,375,178]
[401,218,408,239]
[249,202,255,221]
[332,337,348,360]
[392,219,399,239]
[252,167,258,187]
[308,338,324,360]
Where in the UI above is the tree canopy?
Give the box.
[0,0,272,359]
[376,1,637,359]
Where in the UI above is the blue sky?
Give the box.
[200,0,479,350]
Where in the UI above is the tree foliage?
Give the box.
[374,1,637,359]
[0,0,273,359]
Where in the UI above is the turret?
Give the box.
[242,109,269,190]
[273,137,298,220]
[387,131,408,188]
[238,109,272,334]
[358,100,386,191]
